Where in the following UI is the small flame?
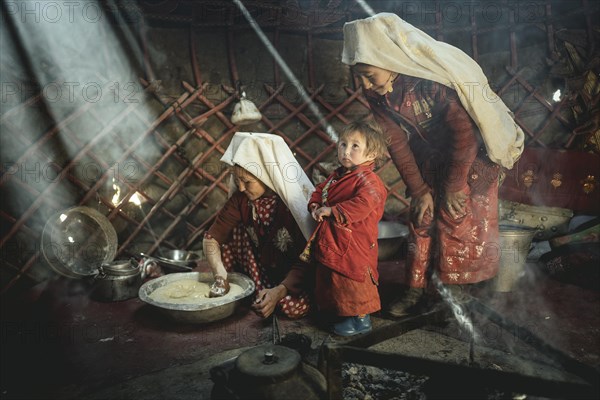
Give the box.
[111,182,121,205]
[552,89,561,102]
[129,192,142,206]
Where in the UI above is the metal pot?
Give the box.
[377,221,409,261]
[210,344,327,400]
[492,224,538,292]
[91,259,143,302]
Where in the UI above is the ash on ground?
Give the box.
[342,363,428,400]
[341,363,526,400]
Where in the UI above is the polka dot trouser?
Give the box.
[220,226,310,319]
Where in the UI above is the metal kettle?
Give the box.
[91,259,143,302]
[210,344,327,400]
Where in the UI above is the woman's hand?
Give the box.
[444,190,468,219]
[411,192,434,227]
[202,237,227,278]
[251,285,287,319]
[312,206,332,222]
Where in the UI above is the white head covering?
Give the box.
[221,132,316,240]
[342,12,524,169]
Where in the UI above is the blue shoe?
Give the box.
[333,315,372,336]
[333,317,356,336]
[353,315,371,334]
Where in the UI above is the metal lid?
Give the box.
[100,260,140,276]
[235,345,301,380]
[41,207,117,278]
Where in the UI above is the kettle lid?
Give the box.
[235,344,301,379]
[99,259,140,276]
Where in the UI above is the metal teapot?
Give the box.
[210,344,327,400]
[91,258,143,302]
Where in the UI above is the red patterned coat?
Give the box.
[308,163,387,316]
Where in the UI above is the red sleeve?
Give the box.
[308,177,326,210]
[441,89,479,192]
[368,98,430,198]
[205,192,244,244]
[333,170,387,224]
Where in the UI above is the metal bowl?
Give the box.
[157,250,201,265]
[138,272,255,324]
[377,221,409,261]
[140,250,202,273]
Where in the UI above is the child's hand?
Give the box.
[312,206,332,222]
[310,203,320,220]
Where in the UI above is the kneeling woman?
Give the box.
[203,132,316,319]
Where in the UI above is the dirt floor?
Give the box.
[1,257,598,399]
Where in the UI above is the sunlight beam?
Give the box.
[232,0,338,142]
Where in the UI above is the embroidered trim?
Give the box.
[274,227,293,253]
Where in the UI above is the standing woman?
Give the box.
[342,13,524,316]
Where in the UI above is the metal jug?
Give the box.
[91,259,143,301]
[492,224,538,292]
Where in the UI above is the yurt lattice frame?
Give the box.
[1,0,598,294]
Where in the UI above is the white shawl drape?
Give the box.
[342,12,524,169]
[221,132,316,240]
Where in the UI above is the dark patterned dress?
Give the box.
[206,192,311,318]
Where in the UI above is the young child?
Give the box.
[303,119,388,336]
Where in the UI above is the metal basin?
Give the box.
[138,272,255,324]
[140,250,202,273]
[158,250,200,265]
[377,221,409,261]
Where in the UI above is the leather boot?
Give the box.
[387,287,424,317]
[209,276,230,297]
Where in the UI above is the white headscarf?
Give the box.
[221,132,316,240]
[342,13,524,169]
